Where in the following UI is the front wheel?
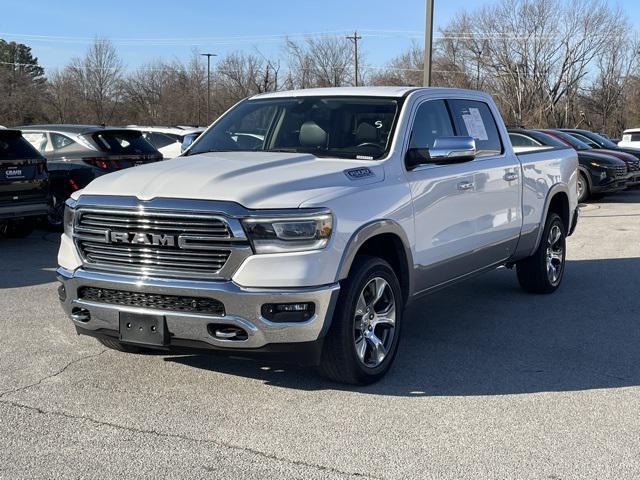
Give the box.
[319,256,403,385]
[516,213,566,294]
[577,172,590,203]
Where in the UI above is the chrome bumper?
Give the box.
[57,268,340,349]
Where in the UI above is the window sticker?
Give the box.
[461,108,488,141]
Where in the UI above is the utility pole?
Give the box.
[201,53,217,124]
[346,31,362,87]
[423,0,435,86]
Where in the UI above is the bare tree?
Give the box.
[70,38,123,123]
[285,36,354,88]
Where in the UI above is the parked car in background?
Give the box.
[556,128,640,187]
[509,128,628,203]
[125,126,205,159]
[618,128,640,149]
[20,125,162,227]
[58,87,578,384]
[0,129,49,237]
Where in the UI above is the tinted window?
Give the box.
[188,96,400,160]
[409,100,454,149]
[509,133,540,147]
[0,131,43,160]
[448,100,503,157]
[90,131,158,155]
[22,132,48,153]
[568,132,599,149]
[144,132,176,149]
[50,133,75,150]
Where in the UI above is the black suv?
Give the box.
[0,129,49,237]
[19,125,162,227]
[508,128,628,203]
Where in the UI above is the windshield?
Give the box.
[578,130,618,149]
[544,130,591,150]
[187,96,401,160]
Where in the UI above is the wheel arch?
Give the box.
[336,220,414,305]
[532,184,571,253]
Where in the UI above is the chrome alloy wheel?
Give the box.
[353,277,396,368]
[545,225,565,285]
[577,176,586,201]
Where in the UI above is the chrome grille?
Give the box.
[74,208,250,280]
[627,159,640,172]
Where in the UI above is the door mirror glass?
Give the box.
[405,136,477,170]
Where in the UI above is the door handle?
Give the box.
[504,171,519,182]
[457,181,474,191]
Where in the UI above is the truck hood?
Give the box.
[80,151,384,209]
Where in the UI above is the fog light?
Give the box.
[261,302,315,322]
[58,284,67,301]
[600,172,607,180]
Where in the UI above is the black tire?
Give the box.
[516,213,566,294]
[319,256,403,385]
[3,220,35,238]
[577,172,590,203]
[96,336,148,353]
[46,193,65,232]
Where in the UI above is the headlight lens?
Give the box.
[63,203,76,236]
[243,213,333,253]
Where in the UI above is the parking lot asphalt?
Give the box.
[1,191,639,480]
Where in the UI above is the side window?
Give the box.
[447,100,503,157]
[149,133,177,149]
[50,133,74,151]
[22,132,49,153]
[409,100,454,150]
[509,133,540,147]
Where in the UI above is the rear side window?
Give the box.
[409,100,454,149]
[0,132,43,160]
[22,132,49,153]
[50,133,75,150]
[144,132,177,149]
[623,132,640,142]
[448,100,503,157]
[509,133,541,147]
[90,131,158,155]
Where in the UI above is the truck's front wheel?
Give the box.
[320,256,403,385]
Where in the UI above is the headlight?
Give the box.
[242,213,333,254]
[63,201,76,236]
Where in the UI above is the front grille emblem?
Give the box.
[109,231,176,247]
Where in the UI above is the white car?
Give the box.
[57,87,579,384]
[125,126,205,159]
[618,128,640,148]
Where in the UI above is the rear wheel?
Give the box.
[577,172,590,203]
[320,256,403,385]
[47,193,65,231]
[516,213,566,294]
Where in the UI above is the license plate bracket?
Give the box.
[119,312,168,347]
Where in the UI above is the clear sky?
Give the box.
[0,0,634,72]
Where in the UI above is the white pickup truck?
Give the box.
[57,87,579,384]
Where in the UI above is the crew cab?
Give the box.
[0,129,49,237]
[57,87,579,384]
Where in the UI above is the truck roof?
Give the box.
[250,86,482,100]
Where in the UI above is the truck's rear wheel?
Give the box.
[516,213,566,294]
[320,256,403,385]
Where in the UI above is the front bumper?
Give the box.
[57,267,340,359]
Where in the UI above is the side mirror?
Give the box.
[405,136,477,170]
